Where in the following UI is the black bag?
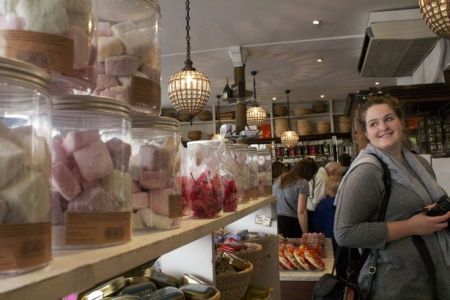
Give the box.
[312,153,392,300]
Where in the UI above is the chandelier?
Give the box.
[419,0,450,39]
[246,70,266,126]
[168,0,211,123]
[280,89,299,148]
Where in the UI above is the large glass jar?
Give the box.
[185,140,223,218]
[130,115,182,230]
[94,0,161,116]
[0,0,96,95]
[230,144,249,202]
[0,57,52,275]
[257,149,273,197]
[51,95,132,249]
[247,147,259,200]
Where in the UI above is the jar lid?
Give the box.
[80,276,127,300]
[53,95,130,118]
[230,144,248,150]
[132,114,179,129]
[248,147,257,152]
[187,140,221,148]
[0,57,49,92]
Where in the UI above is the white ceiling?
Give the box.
[159,0,420,108]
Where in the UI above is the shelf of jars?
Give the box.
[272,112,329,120]
[0,196,275,300]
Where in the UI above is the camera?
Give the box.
[426,196,450,228]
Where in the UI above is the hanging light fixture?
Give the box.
[168,0,211,123]
[419,0,450,39]
[246,71,266,126]
[281,89,299,148]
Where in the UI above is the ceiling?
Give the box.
[159,0,420,109]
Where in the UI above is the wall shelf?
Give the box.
[0,197,276,300]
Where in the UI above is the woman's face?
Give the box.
[364,104,403,154]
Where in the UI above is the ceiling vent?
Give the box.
[358,8,439,77]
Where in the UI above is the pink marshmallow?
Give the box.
[100,85,130,102]
[52,135,69,164]
[67,26,90,70]
[105,137,131,171]
[68,187,120,213]
[51,191,64,225]
[138,145,167,171]
[132,181,141,193]
[73,166,101,190]
[148,188,182,217]
[97,21,112,36]
[51,161,82,201]
[62,129,100,155]
[139,169,168,190]
[73,140,114,182]
[0,14,25,30]
[132,192,149,209]
[96,74,119,91]
[105,55,139,76]
[97,61,105,74]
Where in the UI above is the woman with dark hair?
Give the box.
[334,95,450,299]
[273,157,318,238]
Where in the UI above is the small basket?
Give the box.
[198,110,212,121]
[215,263,253,300]
[234,243,263,271]
[245,234,270,253]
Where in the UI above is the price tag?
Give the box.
[255,214,272,227]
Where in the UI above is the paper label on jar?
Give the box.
[65,212,131,246]
[0,30,74,76]
[168,194,183,218]
[0,222,51,272]
[130,76,161,109]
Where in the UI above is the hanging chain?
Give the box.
[184,0,193,69]
[252,71,258,106]
[286,90,291,130]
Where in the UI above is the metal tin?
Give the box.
[0,57,49,93]
[179,284,218,300]
[111,296,141,300]
[79,277,127,300]
[142,287,185,300]
[127,276,151,284]
[180,274,208,285]
[119,281,157,297]
[144,268,179,288]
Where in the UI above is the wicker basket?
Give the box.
[198,110,212,121]
[245,234,270,253]
[234,243,263,271]
[216,263,253,300]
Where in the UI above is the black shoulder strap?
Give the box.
[366,153,391,222]
[412,235,437,299]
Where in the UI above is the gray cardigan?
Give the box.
[334,161,450,300]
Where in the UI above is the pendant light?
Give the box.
[168,0,211,123]
[281,89,299,148]
[420,0,450,39]
[211,94,224,140]
[246,71,266,126]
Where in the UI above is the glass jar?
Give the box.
[0,0,96,95]
[0,57,51,275]
[94,0,161,116]
[51,95,132,249]
[130,115,182,230]
[230,144,249,202]
[257,149,272,197]
[185,140,223,218]
[247,147,259,200]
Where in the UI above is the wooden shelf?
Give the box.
[272,113,329,120]
[0,197,275,300]
[238,132,351,144]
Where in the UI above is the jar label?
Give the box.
[0,30,74,76]
[0,222,51,272]
[65,212,131,246]
[168,194,183,218]
[130,76,161,110]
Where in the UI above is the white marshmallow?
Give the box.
[0,136,25,189]
[101,170,132,204]
[98,36,124,62]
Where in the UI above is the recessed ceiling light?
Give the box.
[375,81,380,85]
[272,97,277,101]
[313,20,320,25]
[316,58,323,63]
[320,95,325,98]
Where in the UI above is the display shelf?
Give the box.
[272,113,329,120]
[0,196,275,300]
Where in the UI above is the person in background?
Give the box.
[313,175,342,239]
[338,152,352,174]
[334,95,450,299]
[271,160,287,183]
[307,161,343,232]
[273,158,318,238]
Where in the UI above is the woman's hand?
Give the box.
[406,211,450,236]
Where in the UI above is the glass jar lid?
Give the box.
[0,57,49,92]
[132,115,179,130]
[52,95,130,119]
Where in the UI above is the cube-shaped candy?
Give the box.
[98,36,124,61]
[132,181,141,193]
[100,85,130,103]
[0,171,50,223]
[67,26,90,70]
[50,191,64,225]
[131,210,145,230]
[101,169,132,204]
[105,137,131,171]
[138,208,179,229]
[97,21,112,36]
[105,55,139,76]
[97,61,106,74]
[113,28,153,59]
[52,135,69,164]
[139,169,168,190]
[132,192,148,209]
[73,140,114,182]
[138,144,167,171]
[97,74,119,91]
[68,187,120,213]
[148,189,182,218]
[52,161,81,201]
[71,165,100,190]
[62,129,100,154]
[0,136,25,189]
[21,135,51,177]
